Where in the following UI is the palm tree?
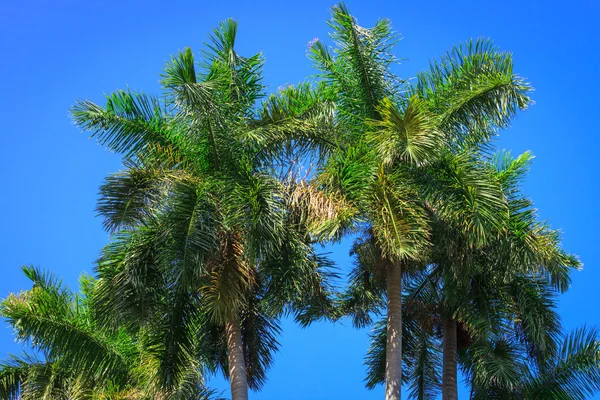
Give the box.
[0,266,216,399]
[424,151,578,400]
[361,270,599,400]
[358,151,582,399]
[71,19,335,400]
[300,5,530,399]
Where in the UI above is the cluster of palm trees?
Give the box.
[2,4,599,400]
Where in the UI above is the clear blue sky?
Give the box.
[1,1,599,398]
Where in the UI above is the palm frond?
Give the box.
[370,167,430,261]
[521,327,600,400]
[414,38,532,148]
[71,90,177,158]
[367,97,443,167]
[326,3,400,120]
[420,151,508,246]
[0,354,38,399]
[341,234,388,328]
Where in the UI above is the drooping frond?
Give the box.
[341,233,389,328]
[405,324,442,400]
[0,354,36,399]
[194,291,282,392]
[520,327,600,400]
[469,328,600,400]
[1,284,134,386]
[370,167,431,261]
[94,226,166,330]
[241,292,281,391]
[97,164,197,232]
[465,336,525,396]
[505,275,562,366]
[286,180,358,242]
[260,226,339,326]
[144,290,203,394]
[364,318,387,389]
[420,150,508,246]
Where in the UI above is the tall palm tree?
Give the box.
[360,268,598,400]
[358,151,582,399]
[0,266,215,399]
[299,5,531,399]
[424,151,578,400]
[71,19,335,400]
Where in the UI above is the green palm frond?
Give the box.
[248,82,338,167]
[414,38,532,148]
[203,18,265,116]
[161,47,221,121]
[370,168,430,261]
[224,170,285,259]
[405,323,442,400]
[316,143,378,209]
[94,226,165,330]
[1,290,134,386]
[71,90,178,158]
[325,3,399,120]
[145,291,202,394]
[341,234,388,328]
[0,268,145,397]
[511,283,560,367]
[97,164,197,232]
[465,336,525,396]
[0,354,36,399]
[160,179,221,291]
[490,150,535,197]
[259,82,336,124]
[469,328,600,400]
[363,307,443,399]
[367,97,443,167]
[241,292,281,391]
[195,292,282,392]
[364,318,387,389]
[520,327,600,399]
[260,226,339,326]
[421,150,508,246]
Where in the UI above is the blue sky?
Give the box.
[1,0,599,398]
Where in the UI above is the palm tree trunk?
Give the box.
[442,318,458,400]
[385,262,402,400]
[226,317,248,400]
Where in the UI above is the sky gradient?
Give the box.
[1,1,599,398]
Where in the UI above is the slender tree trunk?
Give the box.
[442,318,458,400]
[386,262,403,400]
[226,317,248,400]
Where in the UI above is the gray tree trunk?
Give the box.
[226,317,248,400]
[385,263,403,400]
[442,318,458,400]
